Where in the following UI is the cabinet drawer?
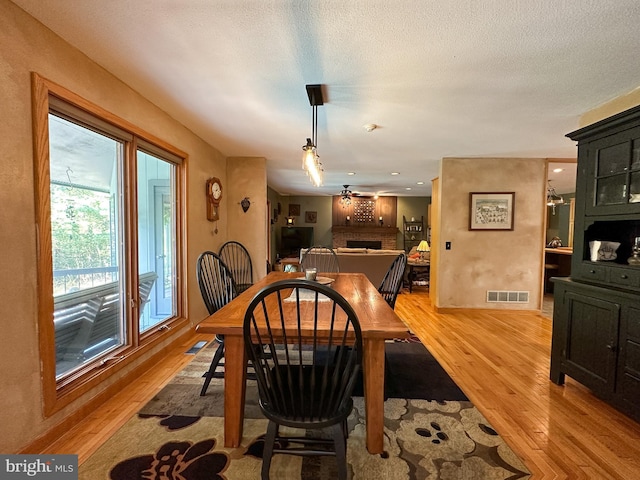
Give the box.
[609,267,640,288]
[575,263,607,282]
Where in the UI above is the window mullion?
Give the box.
[124,139,140,348]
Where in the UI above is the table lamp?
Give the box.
[417,240,430,261]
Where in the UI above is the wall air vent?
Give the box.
[486,290,529,303]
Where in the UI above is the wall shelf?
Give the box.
[403,215,424,252]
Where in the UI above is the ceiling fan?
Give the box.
[339,185,362,206]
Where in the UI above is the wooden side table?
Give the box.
[406,260,430,293]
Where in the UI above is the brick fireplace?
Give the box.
[330,195,400,250]
[332,226,399,250]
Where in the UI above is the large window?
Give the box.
[33,74,186,414]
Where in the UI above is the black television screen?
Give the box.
[280,227,314,256]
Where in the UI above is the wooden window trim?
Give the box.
[32,73,188,416]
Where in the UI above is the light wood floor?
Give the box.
[41,289,640,479]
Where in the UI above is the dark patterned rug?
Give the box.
[80,340,531,479]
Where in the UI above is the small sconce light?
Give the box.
[286,217,294,226]
[240,197,250,213]
[379,216,383,226]
[345,215,350,225]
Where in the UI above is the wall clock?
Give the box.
[206,177,223,221]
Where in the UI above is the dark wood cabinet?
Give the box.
[569,105,640,290]
[551,105,640,423]
[618,304,640,415]
[552,279,640,422]
[551,280,619,394]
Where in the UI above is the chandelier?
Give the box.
[340,185,352,206]
[301,84,324,187]
[546,181,564,215]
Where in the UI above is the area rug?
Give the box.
[139,339,468,418]
[80,340,531,479]
[352,341,468,401]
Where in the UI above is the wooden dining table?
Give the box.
[195,271,410,454]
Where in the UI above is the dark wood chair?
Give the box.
[300,245,340,274]
[196,251,238,396]
[218,241,254,294]
[243,279,362,480]
[378,253,407,308]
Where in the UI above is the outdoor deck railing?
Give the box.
[53,271,157,376]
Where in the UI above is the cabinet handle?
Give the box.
[589,269,596,274]
[606,344,616,352]
[620,274,628,279]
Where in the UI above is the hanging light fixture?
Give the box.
[339,185,352,206]
[301,84,324,187]
[546,181,565,215]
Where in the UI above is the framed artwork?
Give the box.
[289,204,301,216]
[305,211,317,223]
[469,192,515,231]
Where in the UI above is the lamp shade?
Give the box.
[417,240,430,252]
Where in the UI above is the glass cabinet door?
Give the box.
[586,127,640,215]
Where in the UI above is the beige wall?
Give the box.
[264,194,334,262]
[227,157,268,280]
[435,157,546,309]
[0,0,266,452]
[286,196,334,247]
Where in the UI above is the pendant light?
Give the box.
[546,181,565,215]
[301,84,324,187]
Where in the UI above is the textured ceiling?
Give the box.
[12,0,640,196]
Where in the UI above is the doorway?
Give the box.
[542,160,577,317]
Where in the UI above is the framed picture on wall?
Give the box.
[305,211,317,223]
[289,204,301,216]
[469,192,515,231]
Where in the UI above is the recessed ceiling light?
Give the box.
[347,172,356,176]
[416,181,424,185]
[391,172,400,175]
[405,187,412,190]
[363,123,378,132]
[553,168,564,173]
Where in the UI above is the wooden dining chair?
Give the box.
[243,279,362,480]
[218,240,254,294]
[378,253,407,308]
[300,245,340,274]
[196,251,238,396]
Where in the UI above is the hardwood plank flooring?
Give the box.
[40,289,640,479]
